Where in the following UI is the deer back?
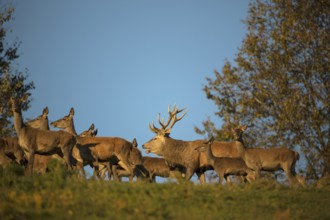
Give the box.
[245,147,297,168]
[198,140,241,168]
[76,136,133,161]
[18,127,75,154]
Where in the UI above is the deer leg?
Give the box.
[61,147,72,170]
[184,167,195,181]
[107,163,113,180]
[93,163,100,178]
[196,170,206,185]
[91,150,100,175]
[28,149,35,175]
[117,156,133,176]
[282,163,297,185]
[218,173,223,185]
[224,174,230,183]
[15,150,25,166]
[111,164,121,182]
[98,164,107,180]
[129,171,135,182]
[246,170,255,183]
[77,161,85,176]
[254,167,261,180]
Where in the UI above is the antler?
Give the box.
[148,121,160,134]
[149,105,187,136]
[165,105,187,134]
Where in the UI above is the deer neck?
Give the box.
[40,119,49,130]
[64,121,78,136]
[205,145,216,166]
[235,137,246,158]
[12,107,25,135]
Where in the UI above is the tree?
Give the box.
[196,0,329,180]
[0,4,34,136]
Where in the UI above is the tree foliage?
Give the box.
[0,4,34,136]
[196,0,329,179]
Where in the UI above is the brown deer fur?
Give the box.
[196,137,255,184]
[233,125,300,184]
[10,95,76,174]
[51,108,142,177]
[142,105,208,183]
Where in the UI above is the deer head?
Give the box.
[79,123,98,137]
[9,94,30,113]
[26,107,49,130]
[231,125,247,142]
[129,138,143,167]
[142,105,187,155]
[51,107,75,129]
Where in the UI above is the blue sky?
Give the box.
[8,1,249,177]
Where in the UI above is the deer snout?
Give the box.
[142,144,151,154]
[50,121,57,127]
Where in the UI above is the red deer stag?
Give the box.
[142,105,208,183]
[10,95,76,174]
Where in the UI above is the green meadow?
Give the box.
[1,163,329,220]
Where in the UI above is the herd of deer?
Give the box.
[0,94,305,186]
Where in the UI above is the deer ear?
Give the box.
[132,138,138,148]
[69,107,75,116]
[93,129,98,137]
[43,107,49,116]
[89,123,95,130]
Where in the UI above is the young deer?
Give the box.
[196,137,255,184]
[26,107,96,174]
[10,95,76,174]
[233,125,301,185]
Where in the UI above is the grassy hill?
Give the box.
[1,163,329,220]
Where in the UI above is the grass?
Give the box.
[0,163,329,220]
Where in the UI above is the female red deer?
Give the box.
[10,95,76,174]
[51,108,142,179]
[233,125,302,185]
[196,137,256,184]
